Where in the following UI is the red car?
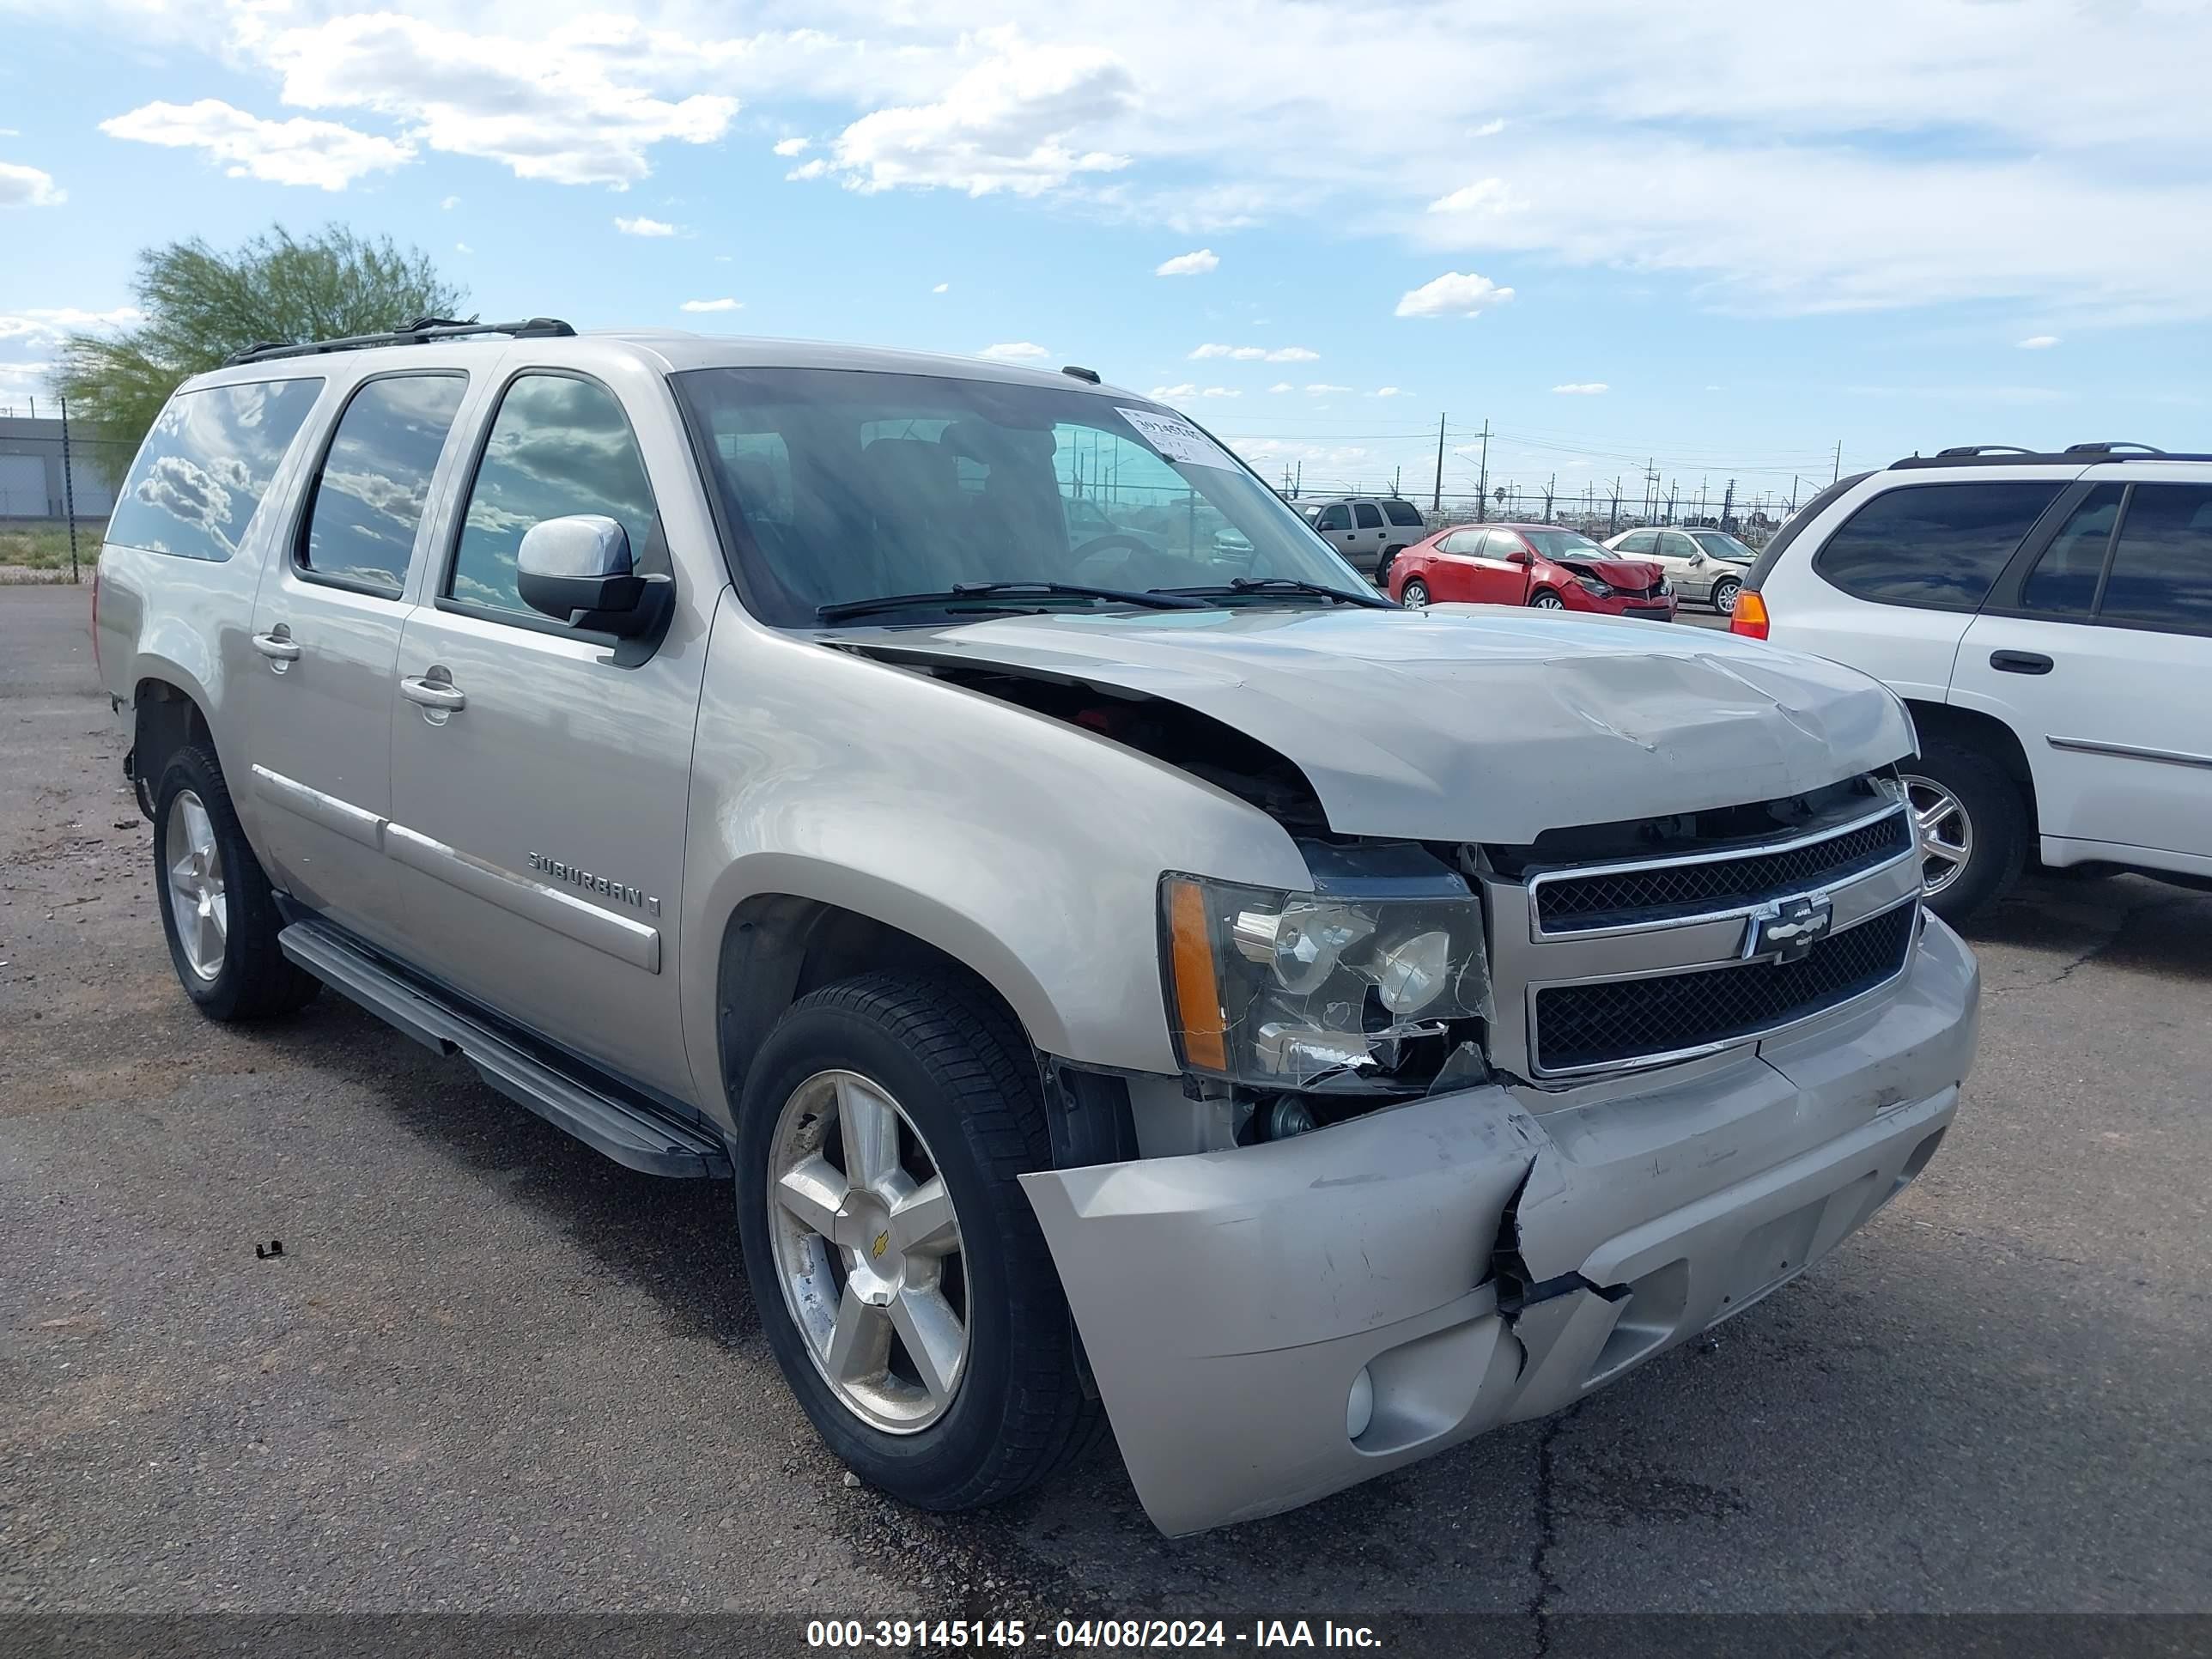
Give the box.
[1385,523,1676,620]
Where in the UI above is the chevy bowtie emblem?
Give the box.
[871,1231,891,1260]
[1743,893,1833,963]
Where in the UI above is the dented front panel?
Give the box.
[1021,913,1978,1536]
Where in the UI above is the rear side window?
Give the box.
[447,374,659,616]
[2019,485,2121,617]
[2101,484,2212,633]
[107,379,323,562]
[1440,529,1483,554]
[1617,531,1656,554]
[1352,501,1383,529]
[1382,500,1423,528]
[297,374,468,598]
[1814,482,2063,611]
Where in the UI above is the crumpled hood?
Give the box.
[1554,556,1664,589]
[843,606,1915,843]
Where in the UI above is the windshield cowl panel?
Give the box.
[671,367,1371,629]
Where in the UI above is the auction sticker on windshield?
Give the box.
[1117,407,1238,471]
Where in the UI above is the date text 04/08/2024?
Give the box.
[804,1619,1384,1649]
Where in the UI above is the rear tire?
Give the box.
[153,744,320,1021]
[1401,578,1431,607]
[1903,739,2028,927]
[735,974,1101,1512]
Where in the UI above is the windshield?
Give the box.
[1692,531,1757,562]
[671,368,1367,625]
[1521,530,1605,559]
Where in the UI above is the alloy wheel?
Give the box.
[165,788,228,980]
[1711,579,1741,615]
[1903,775,1974,896]
[767,1069,969,1434]
[1532,591,1565,610]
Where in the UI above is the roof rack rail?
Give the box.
[224,316,577,367]
[1893,445,2212,471]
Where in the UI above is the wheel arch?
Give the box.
[1902,699,2039,830]
[709,872,1066,1126]
[132,672,217,809]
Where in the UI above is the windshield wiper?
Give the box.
[818,581,1209,624]
[1152,576,1391,609]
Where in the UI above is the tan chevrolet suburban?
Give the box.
[93,319,1978,1535]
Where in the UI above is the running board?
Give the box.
[279,918,731,1180]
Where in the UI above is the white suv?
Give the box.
[1735,444,2212,924]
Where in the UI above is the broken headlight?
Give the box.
[1160,871,1492,1088]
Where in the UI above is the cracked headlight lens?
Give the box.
[1162,872,1492,1087]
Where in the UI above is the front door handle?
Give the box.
[252,630,301,661]
[1990,649,2054,676]
[399,674,467,712]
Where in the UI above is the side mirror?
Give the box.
[516,515,670,638]
[1507,548,1532,565]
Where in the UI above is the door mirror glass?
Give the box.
[516,514,665,635]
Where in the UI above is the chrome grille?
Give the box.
[1533,806,1911,933]
[1531,902,1917,1074]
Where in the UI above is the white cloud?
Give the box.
[1155,247,1218,276]
[99,100,412,191]
[0,306,143,343]
[1150,382,1196,399]
[440,194,459,210]
[1268,382,1294,393]
[1305,383,1352,394]
[1373,386,1405,397]
[1188,343,1319,362]
[814,27,1133,198]
[0,360,53,384]
[932,282,950,293]
[455,240,473,254]
[980,341,1051,360]
[0,161,65,208]
[246,12,736,187]
[2017,334,2061,349]
[1472,118,1507,138]
[680,297,743,312]
[1199,386,1239,398]
[1427,177,1521,216]
[616,215,679,236]
[1552,382,1609,394]
[786,158,830,181]
[1396,271,1516,319]
[773,137,811,156]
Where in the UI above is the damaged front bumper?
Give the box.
[1021,912,1978,1536]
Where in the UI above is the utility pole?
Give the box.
[1295,460,1303,495]
[1832,441,1842,483]
[1608,477,1622,533]
[1698,477,1709,525]
[61,395,80,585]
[1543,473,1555,522]
[1666,483,1678,524]
[1721,477,1736,531]
[1431,412,1446,516]
[1473,419,1492,522]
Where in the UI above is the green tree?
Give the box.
[55,224,465,471]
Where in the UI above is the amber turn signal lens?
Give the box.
[1729,589,1770,640]
[1165,877,1229,1072]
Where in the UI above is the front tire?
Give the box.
[1709,575,1742,615]
[153,744,320,1021]
[735,975,1099,1512]
[1529,588,1565,610]
[1903,739,2028,927]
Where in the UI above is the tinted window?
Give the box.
[2020,484,2121,617]
[296,374,467,597]
[1660,532,1700,559]
[107,379,323,562]
[448,375,659,615]
[2100,484,2212,632]
[1617,531,1655,554]
[1316,504,1351,532]
[1382,500,1424,527]
[1814,482,2062,610]
[1352,501,1383,529]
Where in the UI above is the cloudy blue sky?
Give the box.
[3,0,2208,508]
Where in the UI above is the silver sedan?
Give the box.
[1603,526,1759,611]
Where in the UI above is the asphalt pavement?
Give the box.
[3,582,2207,1623]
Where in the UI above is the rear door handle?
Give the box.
[1990,649,2054,676]
[252,630,301,661]
[399,675,467,711]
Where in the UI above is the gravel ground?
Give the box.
[2,583,2207,1629]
